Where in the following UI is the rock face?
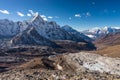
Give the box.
[0,19,28,38]
[62,25,92,42]
[11,27,59,47]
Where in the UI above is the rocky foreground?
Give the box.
[0,52,120,80]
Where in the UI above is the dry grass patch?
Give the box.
[96,45,120,58]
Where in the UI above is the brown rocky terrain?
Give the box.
[0,42,96,73]
[0,34,120,80]
[94,32,120,49]
[54,40,96,51]
[94,45,120,58]
[0,52,120,80]
[93,32,120,58]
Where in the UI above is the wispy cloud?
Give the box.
[29,10,34,15]
[0,10,10,14]
[48,16,53,19]
[75,14,81,17]
[27,13,31,17]
[17,12,25,17]
[41,15,48,21]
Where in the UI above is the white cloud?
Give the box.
[40,15,48,21]
[86,12,91,17]
[48,16,53,19]
[0,10,10,14]
[40,15,46,18]
[27,13,31,17]
[75,14,81,17]
[29,10,34,15]
[17,12,25,17]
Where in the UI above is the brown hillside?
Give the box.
[95,32,120,45]
[95,45,120,58]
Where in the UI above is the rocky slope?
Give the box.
[63,52,120,75]
[0,52,119,80]
[11,27,59,47]
[0,19,28,39]
[95,45,120,58]
[62,25,92,42]
[54,40,96,51]
[93,32,120,57]
[30,13,83,42]
[95,32,120,46]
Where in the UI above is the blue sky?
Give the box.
[0,0,120,30]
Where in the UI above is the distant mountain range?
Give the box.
[0,12,96,49]
[82,27,120,39]
[95,31,120,46]
[1,12,120,49]
[94,30,120,57]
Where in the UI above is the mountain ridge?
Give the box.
[62,25,92,42]
[0,12,96,49]
[11,27,60,48]
[83,27,120,39]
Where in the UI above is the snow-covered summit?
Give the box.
[28,13,82,41]
[83,26,120,39]
[31,12,44,23]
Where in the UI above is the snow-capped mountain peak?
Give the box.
[83,26,120,39]
[31,12,44,23]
